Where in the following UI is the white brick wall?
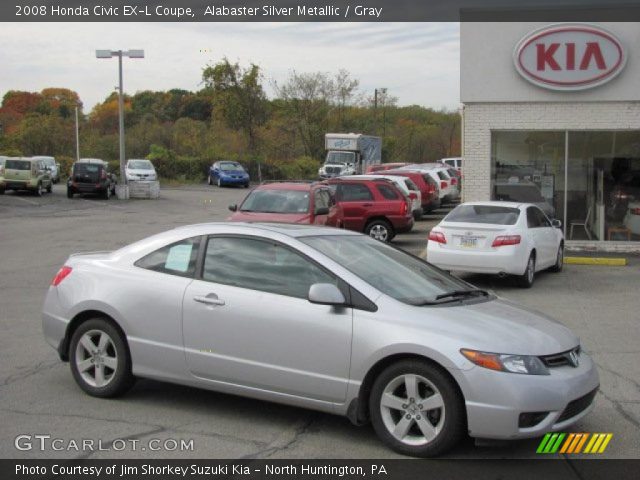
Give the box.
[461,101,640,202]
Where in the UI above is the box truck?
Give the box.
[318,133,382,179]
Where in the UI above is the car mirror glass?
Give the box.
[315,206,330,216]
[228,204,238,212]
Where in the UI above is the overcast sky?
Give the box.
[0,22,460,112]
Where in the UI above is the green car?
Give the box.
[0,157,53,196]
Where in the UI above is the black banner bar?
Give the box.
[3,0,640,22]
[2,459,640,480]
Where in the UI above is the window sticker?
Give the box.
[165,244,193,272]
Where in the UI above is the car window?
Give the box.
[445,205,520,225]
[314,189,331,209]
[202,237,337,299]
[240,189,310,214]
[301,235,473,305]
[219,162,244,171]
[128,160,153,170]
[337,183,374,201]
[5,160,31,170]
[135,237,200,277]
[75,164,101,175]
[534,207,551,227]
[527,207,542,228]
[377,184,400,200]
[404,179,418,191]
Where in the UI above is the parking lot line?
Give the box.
[564,257,627,266]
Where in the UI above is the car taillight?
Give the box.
[51,266,72,286]
[409,192,417,200]
[440,181,448,190]
[450,178,458,186]
[631,208,640,215]
[492,235,521,247]
[428,231,447,244]
[400,200,408,215]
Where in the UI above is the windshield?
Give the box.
[220,162,244,171]
[240,189,310,214]
[300,235,476,305]
[445,205,520,225]
[128,160,153,170]
[326,152,355,165]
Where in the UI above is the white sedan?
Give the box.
[426,202,564,288]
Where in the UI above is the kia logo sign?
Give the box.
[514,24,626,91]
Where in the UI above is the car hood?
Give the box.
[126,169,155,175]
[228,211,311,224]
[407,297,579,356]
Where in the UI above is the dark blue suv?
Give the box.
[208,161,250,188]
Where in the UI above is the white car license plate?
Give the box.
[459,236,478,248]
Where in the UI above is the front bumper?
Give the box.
[451,351,600,439]
[219,176,249,185]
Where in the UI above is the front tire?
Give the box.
[517,253,536,288]
[69,318,135,398]
[208,175,213,186]
[365,219,394,242]
[35,182,43,197]
[369,360,466,457]
[549,244,563,272]
[103,186,111,200]
[217,177,222,188]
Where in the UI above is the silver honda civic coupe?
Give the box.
[42,223,599,457]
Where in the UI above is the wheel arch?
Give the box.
[59,310,129,362]
[348,353,467,426]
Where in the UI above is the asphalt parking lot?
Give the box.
[0,184,638,460]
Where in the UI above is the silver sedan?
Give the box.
[42,223,599,457]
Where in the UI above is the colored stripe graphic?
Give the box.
[537,433,612,454]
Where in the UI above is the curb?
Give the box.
[564,257,627,266]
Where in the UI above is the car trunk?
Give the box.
[4,160,32,181]
[437,222,513,252]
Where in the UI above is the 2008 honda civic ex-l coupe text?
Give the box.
[42,223,599,457]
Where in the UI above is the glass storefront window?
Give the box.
[491,131,565,221]
[491,130,640,242]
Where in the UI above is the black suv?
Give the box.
[67,159,117,199]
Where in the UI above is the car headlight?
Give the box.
[460,349,549,375]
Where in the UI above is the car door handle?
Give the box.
[362,203,373,207]
[193,294,225,306]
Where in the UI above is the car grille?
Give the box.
[555,387,598,424]
[325,166,341,174]
[539,346,581,368]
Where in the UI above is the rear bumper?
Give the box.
[69,183,108,193]
[426,243,528,275]
[393,216,415,234]
[1,180,37,191]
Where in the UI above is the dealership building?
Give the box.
[461,22,640,249]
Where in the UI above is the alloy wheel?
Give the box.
[74,330,118,388]
[369,224,389,242]
[379,374,446,446]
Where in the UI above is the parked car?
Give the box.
[32,156,60,183]
[67,159,116,200]
[125,159,157,182]
[42,223,598,457]
[494,181,555,218]
[427,202,564,288]
[441,157,462,172]
[325,177,414,242]
[0,157,52,196]
[209,161,250,188]
[348,174,423,220]
[228,182,337,225]
[401,164,459,204]
[446,167,462,194]
[385,169,441,213]
[365,162,409,173]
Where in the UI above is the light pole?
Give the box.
[74,103,81,163]
[96,49,144,199]
[374,88,387,136]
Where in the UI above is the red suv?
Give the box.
[385,169,440,214]
[325,178,414,242]
[228,182,338,225]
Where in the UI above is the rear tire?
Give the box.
[35,183,43,197]
[369,360,466,457]
[207,175,213,186]
[516,253,536,288]
[103,187,110,200]
[67,189,74,199]
[46,183,52,194]
[365,219,394,243]
[549,245,563,272]
[244,183,250,188]
[0,189,4,195]
[69,318,135,398]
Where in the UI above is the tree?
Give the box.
[202,58,267,152]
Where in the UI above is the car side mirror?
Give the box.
[228,204,238,212]
[308,283,346,306]
[314,206,330,216]
[551,219,562,228]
